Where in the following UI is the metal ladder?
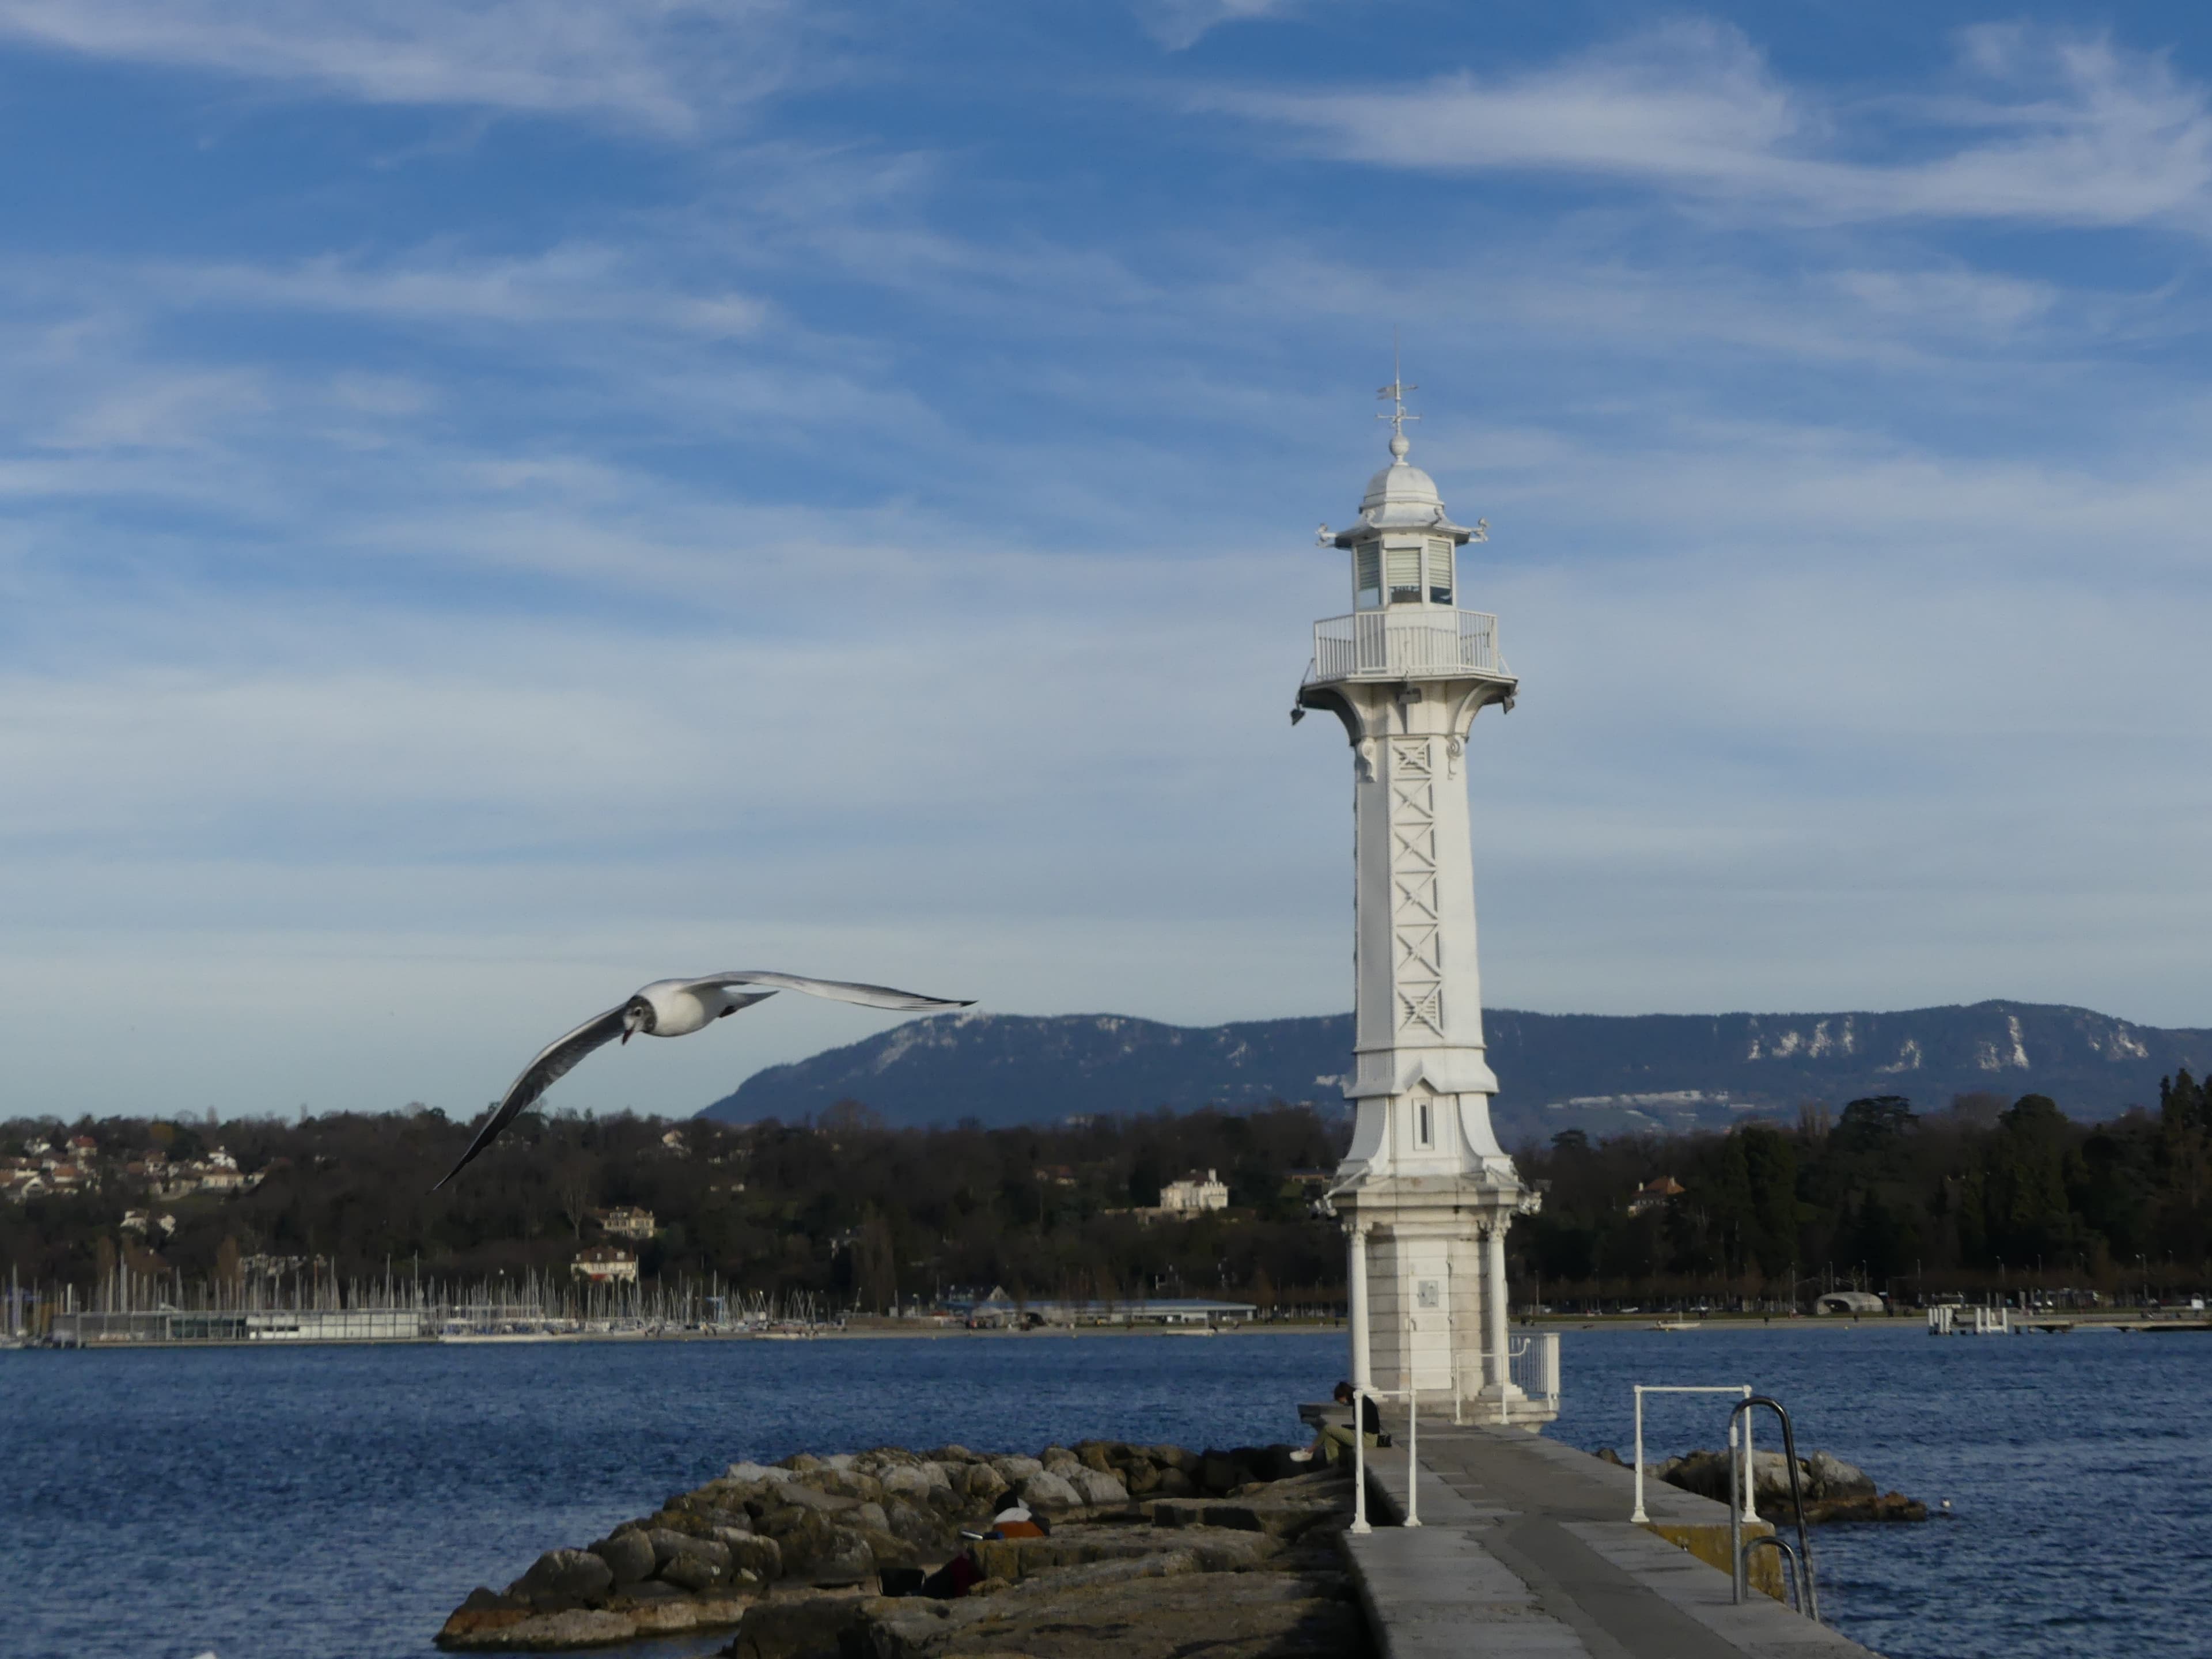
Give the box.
[1726,1395,1822,1624]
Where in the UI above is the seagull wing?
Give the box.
[433,1005,628,1191]
[681,971,975,1013]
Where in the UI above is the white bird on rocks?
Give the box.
[434,971,974,1190]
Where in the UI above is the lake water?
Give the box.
[4,1324,2205,1659]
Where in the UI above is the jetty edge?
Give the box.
[435,1438,1367,1655]
[1309,1400,1901,1659]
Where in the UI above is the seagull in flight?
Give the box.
[434,971,974,1190]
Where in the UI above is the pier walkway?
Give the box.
[1321,1416,1883,1659]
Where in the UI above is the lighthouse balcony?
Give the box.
[1308,608,1506,683]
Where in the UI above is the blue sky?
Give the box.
[5,1,2211,1120]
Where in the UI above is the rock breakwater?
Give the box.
[437,1438,1363,1655]
[1596,1445,1928,1523]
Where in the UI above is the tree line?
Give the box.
[9,1075,2209,1313]
[1515,1077,2212,1306]
[0,1101,1351,1313]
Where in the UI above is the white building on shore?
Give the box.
[1158,1169,1229,1214]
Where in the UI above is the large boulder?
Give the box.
[660,1552,724,1594]
[589,1530,657,1586]
[1662,1449,1799,1503]
[760,1506,841,1577]
[646,1529,731,1574]
[438,1605,634,1650]
[722,1531,785,1580]
[1020,1471,1084,1512]
[777,1483,861,1516]
[884,1497,953,1552]
[878,1464,936,1501]
[963,1463,1010,1505]
[800,1466,884,1503]
[1808,1452,1875,1499]
[726,1461,796,1487]
[1071,1468,1130,1506]
[810,1525,877,1586]
[1075,1441,1124,1475]
[726,1588,873,1659]
[509,1548,612,1607]
[992,1456,1044,1484]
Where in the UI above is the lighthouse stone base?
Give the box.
[1342,1174,1555,1428]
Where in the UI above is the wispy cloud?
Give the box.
[1132,0,1306,52]
[166,246,771,336]
[1209,21,2212,232]
[0,0,798,134]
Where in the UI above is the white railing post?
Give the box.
[1630,1384,1756,1525]
[1632,1385,1648,1523]
[1351,1387,1372,1536]
[1405,1386,1421,1527]
[1347,1222,1372,1394]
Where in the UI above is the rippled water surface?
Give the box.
[1548,1323,2211,1659]
[5,1323,2205,1658]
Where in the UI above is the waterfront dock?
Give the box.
[1318,1413,1883,1659]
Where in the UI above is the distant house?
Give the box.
[1627,1176,1685,1217]
[660,1130,689,1157]
[197,1167,246,1194]
[1159,1169,1229,1215]
[67,1135,99,1160]
[1815,1290,1887,1316]
[572,1245,639,1284]
[598,1206,657,1240]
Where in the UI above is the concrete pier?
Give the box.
[1315,1415,1884,1658]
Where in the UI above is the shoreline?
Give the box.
[17,1309,2203,1354]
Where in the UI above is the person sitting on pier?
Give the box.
[1290,1381,1381,1464]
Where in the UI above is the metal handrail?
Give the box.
[1349,1384,1420,1534]
[1631,1384,1755,1525]
[1740,1533,1808,1616]
[1728,1395,1821,1623]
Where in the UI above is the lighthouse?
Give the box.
[1297,377,1554,1425]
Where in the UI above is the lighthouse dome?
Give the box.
[1332,435,1475,545]
[1359,455,1444,521]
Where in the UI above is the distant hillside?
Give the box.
[697,1001,2212,1143]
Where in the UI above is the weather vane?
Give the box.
[1376,338,1418,444]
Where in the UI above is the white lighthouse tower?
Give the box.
[1297,377,1553,1425]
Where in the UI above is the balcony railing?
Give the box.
[1310,608,1505,682]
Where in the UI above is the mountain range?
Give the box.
[696,1001,2212,1144]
